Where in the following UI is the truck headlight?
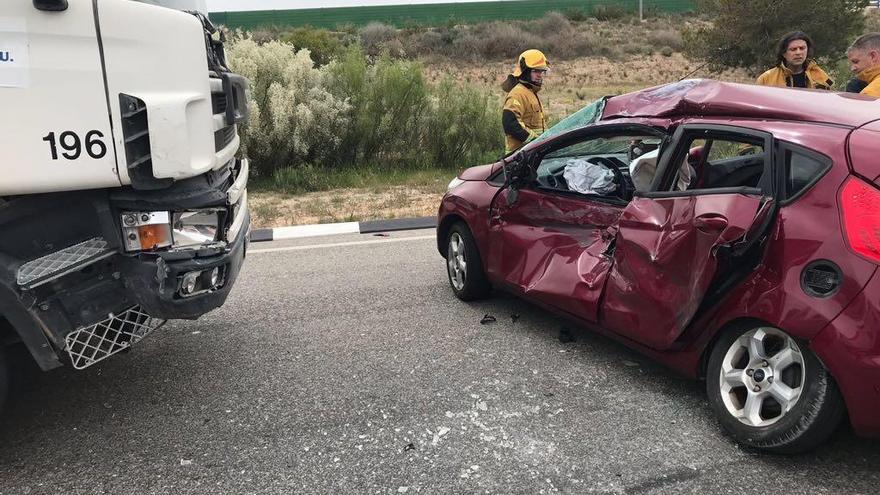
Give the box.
[121,210,222,252]
[172,210,222,248]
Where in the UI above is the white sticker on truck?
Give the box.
[0,17,29,88]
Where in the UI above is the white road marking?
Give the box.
[272,222,360,239]
[249,235,436,254]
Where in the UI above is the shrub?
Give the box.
[279,26,343,66]
[531,11,574,38]
[424,78,501,169]
[226,36,351,174]
[229,40,503,181]
[359,22,398,56]
[684,0,868,73]
[412,29,448,55]
[660,46,674,57]
[592,4,630,21]
[460,21,543,60]
[564,8,590,22]
[647,28,684,51]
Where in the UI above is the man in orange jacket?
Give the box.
[847,33,880,97]
[756,31,833,90]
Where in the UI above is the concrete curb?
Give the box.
[249,216,436,242]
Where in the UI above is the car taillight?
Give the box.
[840,176,880,264]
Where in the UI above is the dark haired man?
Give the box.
[756,31,833,89]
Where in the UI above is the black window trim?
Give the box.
[642,124,776,199]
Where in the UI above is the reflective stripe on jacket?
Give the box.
[756,61,833,90]
[503,83,546,153]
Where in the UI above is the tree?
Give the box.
[685,0,869,75]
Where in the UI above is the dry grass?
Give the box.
[250,184,445,228]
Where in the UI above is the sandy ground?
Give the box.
[250,184,445,228]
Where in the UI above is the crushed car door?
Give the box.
[599,125,776,350]
[487,124,666,323]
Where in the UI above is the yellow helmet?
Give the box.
[512,49,550,78]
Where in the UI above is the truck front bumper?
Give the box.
[119,206,250,320]
[117,158,251,320]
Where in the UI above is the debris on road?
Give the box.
[431,427,451,446]
[558,327,575,343]
[480,314,496,325]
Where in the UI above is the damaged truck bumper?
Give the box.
[0,158,249,371]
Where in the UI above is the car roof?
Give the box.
[601,79,880,128]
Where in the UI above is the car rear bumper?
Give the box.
[811,271,880,438]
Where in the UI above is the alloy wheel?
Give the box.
[447,232,467,291]
[718,327,806,427]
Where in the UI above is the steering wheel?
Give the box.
[585,156,631,200]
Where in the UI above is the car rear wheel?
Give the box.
[706,325,845,454]
[446,222,490,301]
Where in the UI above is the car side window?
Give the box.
[783,145,831,202]
[663,134,768,193]
[534,134,662,200]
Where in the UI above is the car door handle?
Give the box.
[694,214,728,233]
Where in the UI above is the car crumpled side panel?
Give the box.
[600,194,765,350]
[488,188,622,323]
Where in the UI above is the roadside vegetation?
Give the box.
[226,4,875,227]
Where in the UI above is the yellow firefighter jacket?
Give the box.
[858,66,880,97]
[503,83,547,153]
[756,61,833,90]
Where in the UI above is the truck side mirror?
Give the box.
[33,0,68,11]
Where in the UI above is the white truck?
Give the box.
[0,0,250,411]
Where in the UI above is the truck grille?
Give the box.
[211,76,237,152]
[214,124,237,152]
[212,91,227,115]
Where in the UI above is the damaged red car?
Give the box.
[437,80,880,453]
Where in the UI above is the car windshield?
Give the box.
[531,97,606,146]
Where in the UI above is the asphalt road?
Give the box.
[0,229,878,494]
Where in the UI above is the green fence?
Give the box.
[210,0,696,30]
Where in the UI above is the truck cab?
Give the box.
[0,0,250,408]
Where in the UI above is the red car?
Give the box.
[437,80,880,454]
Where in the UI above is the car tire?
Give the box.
[706,324,845,454]
[445,222,491,301]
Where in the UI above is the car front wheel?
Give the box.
[445,222,490,301]
[706,325,845,454]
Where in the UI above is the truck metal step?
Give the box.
[16,237,115,289]
[65,306,166,370]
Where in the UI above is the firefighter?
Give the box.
[502,49,549,154]
[756,31,833,90]
[847,32,880,97]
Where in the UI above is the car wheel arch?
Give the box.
[437,214,467,257]
[698,317,781,380]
